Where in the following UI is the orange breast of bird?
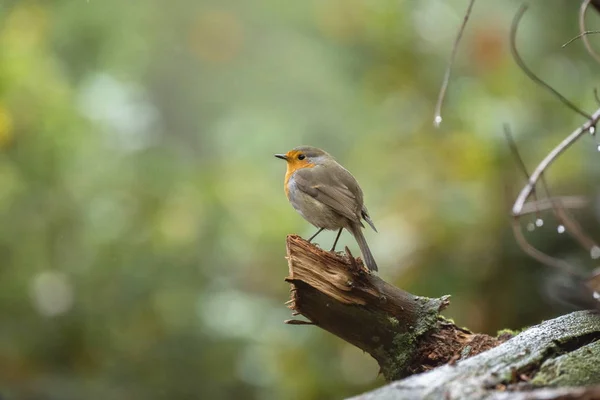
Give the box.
[283,150,316,199]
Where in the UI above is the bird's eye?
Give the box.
[298,154,306,160]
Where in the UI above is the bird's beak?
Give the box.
[274,154,288,160]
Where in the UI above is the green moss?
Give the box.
[496,328,521,337]
[378,332,414,380]
[378,297,444,381]
[437,314,456,325]
[391,333,415,363]
[415,302,440,336]
[531,340,600,386]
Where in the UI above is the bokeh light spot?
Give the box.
[30,271,74,317]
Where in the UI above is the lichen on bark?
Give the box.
[531,339,600,387]
[350,311,600,400]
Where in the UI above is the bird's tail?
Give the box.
[348,223,378,272]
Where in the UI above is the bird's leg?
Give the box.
[330,228,343,252]
[308,227,325,243]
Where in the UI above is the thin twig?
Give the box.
[433,0,476,127]
[503,124,533,183]
[553,202,598,251]
[562,30,600,48]
[510,4,592,120]
[507,1,600,307]
[580,0,600,64]
[520,196,589,214]
[503,124,539,216]
[538,174,598,252]
[512,219,582,276]
[284,319,314,325]
[511,106,600,215]
[503,125,583,246]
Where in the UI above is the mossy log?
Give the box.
[284,235,502,381]
[350,312,600,400]
[283,235,600,399]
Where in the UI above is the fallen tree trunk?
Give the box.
[283,235,600,399]
[351,311,600,400]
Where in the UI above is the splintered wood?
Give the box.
[281,234,504,381]
[285,235,373,307]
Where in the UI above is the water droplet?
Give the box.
[590,126,596,135]
[596,144,600,152]
[434,115,442,127]
[557,225,566,234]
[593,291,600,300]
[535,218,544,227]
[527,223,535,232]
[591,246,600,260]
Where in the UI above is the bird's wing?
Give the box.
[293,165,363,224]
[361,204,377,232]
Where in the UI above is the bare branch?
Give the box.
[580,0,600,64]
[538,174,599,252]
[503,124,541,217]
[511,106,600,216]
[520,196,589,214]
[510,4,592,120]
[433,0,476,127]
[511,218,582,276]
[502,124,595,252]
[562,30,600,48]
[503,124,533,184]
[553,203,599,251]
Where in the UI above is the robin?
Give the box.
[275,146,378,271]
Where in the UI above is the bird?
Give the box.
[275,146,378,271]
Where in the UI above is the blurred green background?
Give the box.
[1,0,600,399]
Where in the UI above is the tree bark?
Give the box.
[350,311,600,400]
[284,235,503,380]
[283,235,600,399]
